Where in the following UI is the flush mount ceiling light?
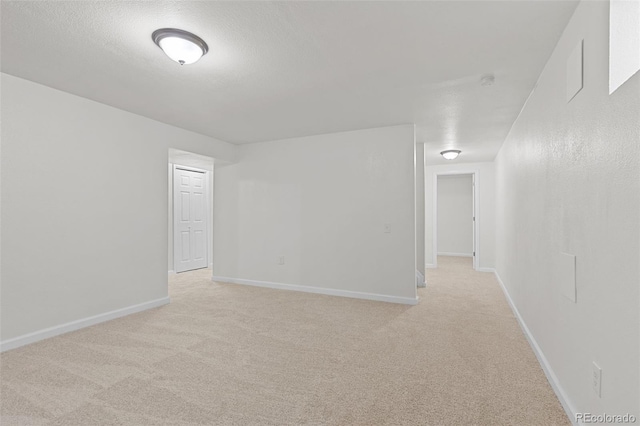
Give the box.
[441,150,461,160]
[152,28,208,65]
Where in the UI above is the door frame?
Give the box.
[172,164,210,273]
[432,170,479,270]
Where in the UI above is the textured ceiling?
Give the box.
[1,1,578,165]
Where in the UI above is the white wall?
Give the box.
[213,124,417,302]
[494,0,639,419]
[437,175,473,256]
[416,143,425,277]
[0,73,236,342]
[425,162,495,269]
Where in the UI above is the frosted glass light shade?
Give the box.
[158,37,204,65]
[152,29,208,65]
[441,150,461,160]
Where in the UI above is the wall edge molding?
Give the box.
[493,271,578,426]
[0,297,171,353]
[212,276,419,305]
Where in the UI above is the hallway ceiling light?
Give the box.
[152,28,208,65]
[441,150,461,160]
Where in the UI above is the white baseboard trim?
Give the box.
[437,252,473,257]
[425,264,437,269]
[0,297,170,353]
[168,270,175,275]
[416,269,426,288]
[493,271,577,426]
[212,276,419,305]
[477,267,496,273]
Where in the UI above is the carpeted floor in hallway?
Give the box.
[0,256,569,425]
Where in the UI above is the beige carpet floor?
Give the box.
[1,256,569,425]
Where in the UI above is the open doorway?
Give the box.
[433,172,478,270]
[168,149,214,274]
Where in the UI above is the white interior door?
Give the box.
[174,167,208,273]
[471,173,477,269]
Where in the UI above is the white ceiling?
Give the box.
[1,1,578,165]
